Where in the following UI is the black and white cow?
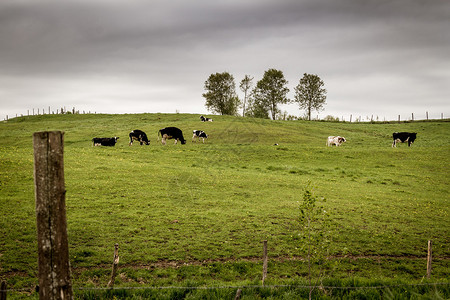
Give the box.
[129,129,150,145]
[92,137,119,146]
[200,115,213,122]
[392,132,417,147]
[192,130,208,143]
[158,127,186,145]
[327,136,346,147]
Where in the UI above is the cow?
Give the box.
[192,130,208,143]
[327,136,346,147]
[392,132,417,147]
[158,127,186,145]
[92,137,119,146]
[129,129,150,145]
[200,115,213,122]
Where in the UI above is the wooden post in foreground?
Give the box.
[262,240,268,285]
[234,288,242,300]
[427,240,432,278]
[33,131,73,300]
[108,244,120,287]
[0,281,7,300]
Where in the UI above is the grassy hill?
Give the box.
[0,113,449,297]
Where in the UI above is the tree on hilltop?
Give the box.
[252,69,290,120]
[202,72,240,116]
[294,73,327,121]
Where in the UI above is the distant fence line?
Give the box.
[4,106,97,121]
[302,112,445,122]
[2,107,447,122]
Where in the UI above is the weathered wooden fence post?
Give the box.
[427,240,432,278]
[234,288,242,300]
[0,281,7,300]
[262,240,268,285]
[33,131,73,300]
[107,244,120,287]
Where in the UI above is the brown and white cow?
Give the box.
[327,136,346,147]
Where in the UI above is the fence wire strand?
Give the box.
[3,282,449,293]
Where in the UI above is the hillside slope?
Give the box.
[0,114,449,283]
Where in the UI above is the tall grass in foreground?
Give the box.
[7,279,450,299]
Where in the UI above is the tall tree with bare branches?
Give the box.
[239,75,253,117]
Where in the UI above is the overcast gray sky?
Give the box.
[1,0,449,121]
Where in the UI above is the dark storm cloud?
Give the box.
[1,0,449,120]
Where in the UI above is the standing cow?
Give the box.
[129,129,150,145]
[392,132,417,147]
[158,127,186,145]
[327,136,346,147]
[192,130,208,143]
[92,137,119,146]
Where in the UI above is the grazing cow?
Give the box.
[129,129,150,145]
[158,127,186,145]
[92,137,119,146]
[192,130,208,143]
[392,132,417,147]
[200,115,213,122]
[327,136,346,147]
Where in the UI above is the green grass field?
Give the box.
[0,113,449,298]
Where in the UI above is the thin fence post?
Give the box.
[0,281,6,300]
[426,111,428,120]
[262,240,268,285]
[427,240,432,278]
[108,244,120,287]
[234,288,242,300]
[349,114,352,123]
[33,131,73,300]
[398,115,400,123]
[412,113,414,121]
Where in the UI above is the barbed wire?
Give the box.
[3,282,448,293]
